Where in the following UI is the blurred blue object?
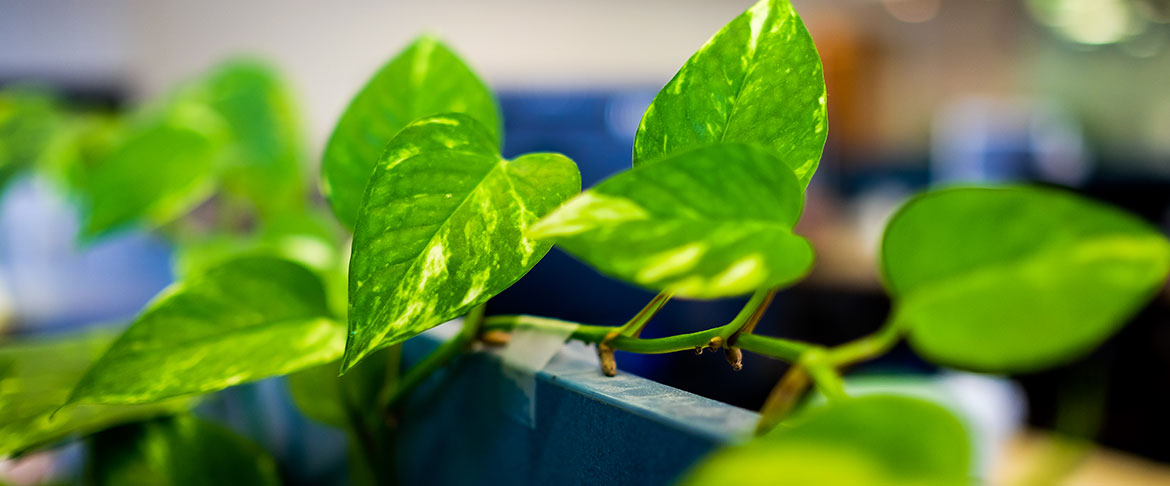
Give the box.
[931,96,1089,186]
[0,175,173,333]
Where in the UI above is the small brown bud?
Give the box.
[707,336,724,350]
[598,344,618,377]
[724,347,743,371]
[479,330,512,346]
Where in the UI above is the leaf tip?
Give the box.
[337,342,367,376]
[410,32,448,51]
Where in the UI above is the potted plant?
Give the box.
[2,0,1167,484]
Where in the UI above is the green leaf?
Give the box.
[680,395,970,485]
[173,209,342,278]
[529,143,812,299]
[67,257,343,405]
[171,208,348,316]
[882,186,1170,372]
[344,113,579,370]
[322,35,501,230]
[181,60,307,215]
[75,106,226,240]
[0,88,62,194]
[633,0,827,189]
[0,329,189,456]
[87,415,280,486]
[35,113,124,192]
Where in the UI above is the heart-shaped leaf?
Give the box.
[322,35,500,230]
[529,143,812,299]
[0,330,189,456]
[634,0,827,189]
[883,186,1170,372]
[344,114,580,371]
[88,415,280,486]
[67,257,343,405]
[681,395,970,485]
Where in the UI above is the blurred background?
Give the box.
[2,0,1170,484]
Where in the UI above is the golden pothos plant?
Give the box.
[0,1,1166,484]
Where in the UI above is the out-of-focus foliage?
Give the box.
[174,60,307,216]
[883,186,1170,372]
[0,88,63,195]
[172,208,348,315]
[68,257,342,405]
[72,106,225,240]
[344,113,579,371]
[680,395,971,485]
[0,60,307,242]
[87,415,280,486]
[530,143,812,299]
[0,329,189,456]
[288,346,398,429]
[321,35,501,230]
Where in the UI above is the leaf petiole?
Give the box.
[481,311,813,362]
[825,316,904,368]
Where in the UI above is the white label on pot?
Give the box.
[499,318,577,428]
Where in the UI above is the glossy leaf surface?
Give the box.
[322,35,500,229]
[68,257,343,404]
[883,186,1170,372]
[681,395,970,485]
[345,114,579,370]
[0,330,188,456]
[633,0,827,189]
[88,415,280,486]
[530,143,811,299]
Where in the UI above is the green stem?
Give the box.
[481,311,813,362]
[615,291,673,337]
[736,334,815,363]
[755,363,811,435]
[731,288,778,338]
[386,304,486,409]
[826,316,904,367]
[802,349,847,401]
[713,289,773,342]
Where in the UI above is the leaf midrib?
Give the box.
[892,233,1164,303]
[109,316,338,355]
[716,5,778,144]
[70,316,340,403]
[358,152,512,345]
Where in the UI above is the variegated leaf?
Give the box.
[529,143,812,299]
[88,415,280,486]
[344,113,580,371]
[634,0,827,189]
[67,257,343,404]
[0,329,189,456]
[322,35,500,230]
